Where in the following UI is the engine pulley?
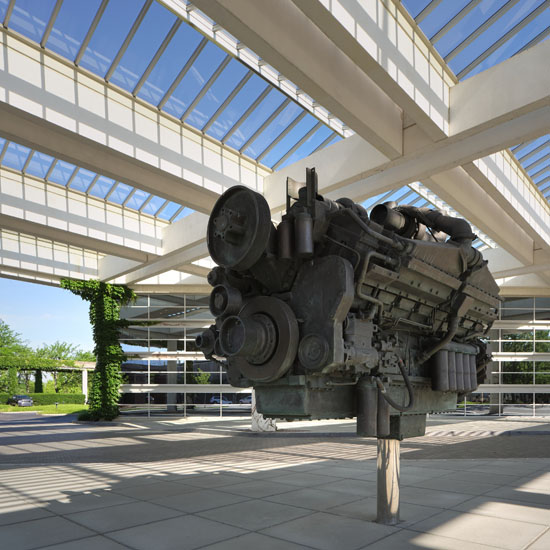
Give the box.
[207,186,272,271]
[223,296,299,383]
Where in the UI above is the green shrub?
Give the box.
[0,392,84,404]
[30,393,85,405]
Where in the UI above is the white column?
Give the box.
[82,369,88,402]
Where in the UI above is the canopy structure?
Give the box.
[0,0,549,411]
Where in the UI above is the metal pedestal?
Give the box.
[376,438,400,525]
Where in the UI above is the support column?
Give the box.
[167,340,178,412]
[376,438,400,525]
[82,369,88,402]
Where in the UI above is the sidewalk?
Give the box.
[0,414,549,549]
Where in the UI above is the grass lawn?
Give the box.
[0,404,88,415]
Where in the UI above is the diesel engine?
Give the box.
[197,168,500,439]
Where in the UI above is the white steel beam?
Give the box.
[0,228,101,283]
[292,0,453,139]
[0,30,269,214]
[0,167,165,259]
[450,40,550,138]
[98,212,210,284]
[193,0,403,159]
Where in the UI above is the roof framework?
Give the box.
[0,0,549,293]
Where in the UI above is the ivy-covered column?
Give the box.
[61,279,135,420]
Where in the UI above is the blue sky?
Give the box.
[0,278,94,351]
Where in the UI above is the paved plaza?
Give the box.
[1,413,550,550]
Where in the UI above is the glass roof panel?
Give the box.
[184,58,248,130]
[156,201,181,220]
[126,188,150,210]
[242,102,303,159]
[446,0,546,76]
[205,74,269,141]
[46,0,103,61]
[458,2,550,78]
[225,89,286,150]
[25,151,55,179]
[402,0,433,19]
[89,175,116,199]
[517,136,550,159]
[0,0,9,21]
[418,0,472,39]
[69,168,96,192]
[435,0,512,58]
[48,160,76,186]
[260,114,318,168]
[79,0,146,78]
[162,41,226,119]
[141,195,166,216]
[173,206,193,222]
[2,142,31,171]
[136,22,203,106]
[277,125,335,170]
[110,2,177,93]
[9,0,56,43]
[108,182,133,204]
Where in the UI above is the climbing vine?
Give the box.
[61,279,135,420]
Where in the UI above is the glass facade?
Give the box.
[118,293,251,416]
[483,297,550,416]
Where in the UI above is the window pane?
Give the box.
[10,0,56,44]
[46,0,103,61]
[2,142,31,171]
[26,151,55,179]
[79,0,146,78]
[110,3,177,93]
[48,160,76,186]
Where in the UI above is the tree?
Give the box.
[0,319,32,393]
[36,341,80,393]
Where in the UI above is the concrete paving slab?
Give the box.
[267,471,343,487]
[404,477,499,495]
[266,486,362,511]
[36,535,130,550]
[409,509,547,550]
[0,499,53,526]
[200,531,314,549]
[112,480,201,500]
[66,500,184,532]
[107,515,246,550]
[315,478,377,497]
[362,528,501,549]
[261,511,395,550]
[526,528,550,550]
[0,516,95,550]
[198,498,312,530]
[452,495,550,525]
[217,479,299,498]
[399,485,474,508]
[45,490,135,514]
[328,496,442,525]
[151,488,249,513]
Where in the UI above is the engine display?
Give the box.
[197,168,500,439]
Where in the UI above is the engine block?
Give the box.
[197,168,500,439]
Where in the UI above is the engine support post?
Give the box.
[376,438,400,525]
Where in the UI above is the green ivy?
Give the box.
[61,279,135,421]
